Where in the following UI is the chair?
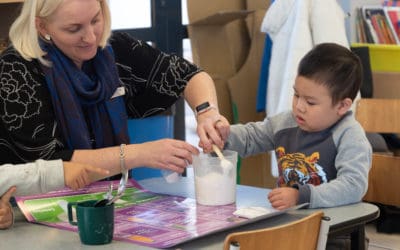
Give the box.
[355,98,400,207]
[223,211,326,250]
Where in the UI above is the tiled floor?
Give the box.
[366,223,400,250]
[184,103,400,250]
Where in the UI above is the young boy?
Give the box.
[224,43,372,209]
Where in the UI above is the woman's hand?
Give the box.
[182,72,230,153]
[134,139,199,173]
[0,186,16,229]
[196,110,230,153]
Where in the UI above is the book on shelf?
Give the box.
[384,6,400,41]
[382,0,400,7]
[357,5,400,44]
[356,8,374,43]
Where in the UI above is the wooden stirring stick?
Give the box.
[212,144,233,174]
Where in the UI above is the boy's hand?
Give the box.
[268,187,299,210]
[63,162,110,190]
[0,186,16,229]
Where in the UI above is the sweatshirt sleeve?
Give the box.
[308,122,372,208]
[0,159,65,196]
[225,112,296,157]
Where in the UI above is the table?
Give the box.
[1,177,379,250]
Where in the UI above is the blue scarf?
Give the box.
[40,42,129,149]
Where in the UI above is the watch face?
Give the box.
[196,102,210,112]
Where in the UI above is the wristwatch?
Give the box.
[195,101,216,116]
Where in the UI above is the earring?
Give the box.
[44,34,51,41]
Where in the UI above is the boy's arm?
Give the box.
[0,160,110,196]
[225,111,294,157]
[0,160,64,196]
[63,162,109,190]
[225,121,275,157]
[307,126,372,208]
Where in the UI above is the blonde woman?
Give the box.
[0,0,230,229]
[1,0,229,178]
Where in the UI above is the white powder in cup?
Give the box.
[195,171,236,206]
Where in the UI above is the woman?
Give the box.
[0,0,229,227]
[0,0,228,170]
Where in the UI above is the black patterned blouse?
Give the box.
[0,32,201,164]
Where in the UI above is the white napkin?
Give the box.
[233,206,276,219]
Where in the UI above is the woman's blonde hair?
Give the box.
[9,0,112,65]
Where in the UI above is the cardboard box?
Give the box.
[372,72,400,99]
[187,0,245,24]
[212,77,233,126]
[228,9,267,124]
[187,0,252,77]
[228,9,276,189]
[188,15,251,78]
[246,0,270,10]
[239,153,276,189]
[187,1,252,123]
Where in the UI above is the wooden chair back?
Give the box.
[364,154,400,206]
[223,211,324,250]
[355,98,400,133]
[355,98,400,206]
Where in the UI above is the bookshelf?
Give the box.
[352,43,400,72]
[338,0,383,43]
[357,6,400,44]
[338,1,400,101]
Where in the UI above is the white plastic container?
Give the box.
[193,150,238,206]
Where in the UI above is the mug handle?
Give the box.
[67,202,78,226]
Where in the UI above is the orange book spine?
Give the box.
[371,14,386,43]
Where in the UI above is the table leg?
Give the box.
[350,225,365,250]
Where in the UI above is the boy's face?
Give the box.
[292,76,350,132]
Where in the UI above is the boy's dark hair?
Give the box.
[297,43,363,105]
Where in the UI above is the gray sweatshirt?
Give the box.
[0,159,64,196]
[225,111,372,208]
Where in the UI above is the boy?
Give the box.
[224,43,372,209]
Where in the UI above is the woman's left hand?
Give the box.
[196,109,230,153]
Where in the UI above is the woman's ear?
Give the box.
[337,98,353,115]
[35,17,48,38]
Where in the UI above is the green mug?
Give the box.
[68,200,114,245]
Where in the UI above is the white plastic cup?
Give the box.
[193,150,238,206]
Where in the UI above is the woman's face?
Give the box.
[38,0,104,68]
